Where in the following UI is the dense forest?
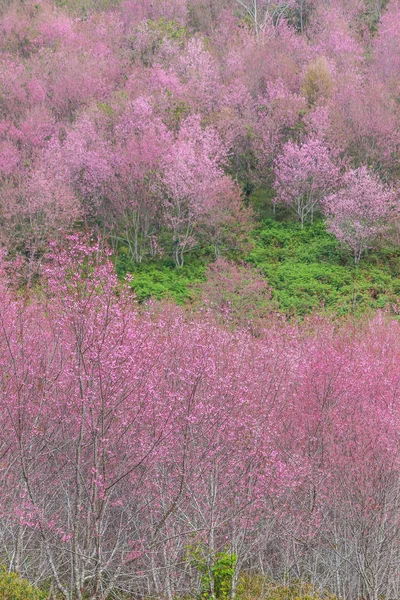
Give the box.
[1,0,400,599]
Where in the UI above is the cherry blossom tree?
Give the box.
[110,98,171,261]
[44,115,115,224]
[0,167,80,284]
[177,38,220,114]
[372,0,400,87]
[161,116,237,266]
[0,240,399,598]
[274,137,339,226]
[0,238,295,597]
[194,258,274,329]
[323,167,398,264]
[327,75,400,173]
[254,80,307,189]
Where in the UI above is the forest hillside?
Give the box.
[0,0,400,599]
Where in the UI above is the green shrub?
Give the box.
[148,18,187,45]
[0,567,46,600]
[115,251,208,304]
[188,546,237,600]
[238,573,337,600]
[248,218,400,316]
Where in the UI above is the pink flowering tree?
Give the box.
[44,115,115,225]
[255,80,307,188]
[195,258,274,330]
[177,38,220,114]
[0,237,296,598]
[112,98,172,262]
[161,116,237,266]
[274,137,339,226]
[0,242,399,597]
[323,167,398,264]
[326,74,400,173]
[0,167,80,285]
[372,0,400,86]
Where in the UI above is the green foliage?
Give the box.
[0,567,46,600]
[116,249,208,304]
[247,218,400,316]
[114,185,400,318]
[238,573,337,600]
[148,18,187,46]
[211,553,237,600]
[188,546,237,600]
[115,214,400,317]
[359,0,389,35]
[248,187,290,221]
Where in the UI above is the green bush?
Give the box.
[238,574,337,600]
[116,250,208,304]
[188,546,237,600]
[0,567,46,600]
[147,17,187,45]
[247,218,400,316]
